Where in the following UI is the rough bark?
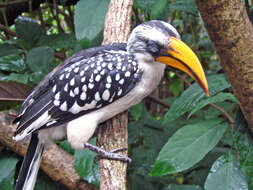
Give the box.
[97,0,133,190]
[195,0,253,131]
[0,113,97,190]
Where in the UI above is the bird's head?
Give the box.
[127,20,209,95]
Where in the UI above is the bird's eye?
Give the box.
[146,40,161,57]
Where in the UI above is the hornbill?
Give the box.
[12,20,209,190]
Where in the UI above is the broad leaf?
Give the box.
[35,172,68,190]
[188,92,237,117]
[0,156,19,190]
[74,139,99,186]
[29,72,44,85]
[57,140,74,155]
[0,43,24,57]
[130,103,144,121]
[164,74,230,123]
[169,77,184,97]
[15,16,44,49]
[151,0,168,19]
[205,154,248,190]
[37,33,78,49]
[2,73,29,84]
[169,0,198,15]
[151,119,228,176]
[134,0,154,12]
[26,46,55,81]
[164,184,203,190]
[0,54,25,72]
[74,0,109,48]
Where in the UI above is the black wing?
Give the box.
[13,43,142,140]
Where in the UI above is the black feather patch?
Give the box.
[15,133,44,190]
[13,43,142,138]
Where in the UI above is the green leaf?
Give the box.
[232,109,253,189]
[0,54,25,72]
[169,77,184,97]
[164,184,203,190]
[130,103,144,121]
[74,139,99,186]
[2,73,29,84]
[57,140,74,155]
[151,119,228,176]
[0,156,19,190]
[205,153,248,190]
[134,0,154,12]
[169,0,198,15]
[15,16,44,49]
[0,43,24,57]
[74,0,109,48]
[164,74,230,123]
[151,0,168,19]
[35,171,68,190]
[37,33,78,49]
[29,72,43,84]
[188,93,237,117]
[26,46,55,77]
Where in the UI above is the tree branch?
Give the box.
[97,0,133,190]
[0,113,97,190]
[209,103,234,128]
[0,23,17,37]
[0,0,28,8]
[147,95,170,108]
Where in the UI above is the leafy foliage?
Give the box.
[151,119,228,175]
[15,16,44,49]
[26,46,55,83]
[232,109,253,189]
[205,153,248,190]
[74,0,109,48]
[0,0,252,189]
[164,74,231,123]
[0,156,19,190]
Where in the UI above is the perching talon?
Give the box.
[84,143,131,163]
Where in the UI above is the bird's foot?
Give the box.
[84,143,131,163]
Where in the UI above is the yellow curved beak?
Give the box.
[156,37,209,96]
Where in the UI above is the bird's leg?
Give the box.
[84,143,132,163]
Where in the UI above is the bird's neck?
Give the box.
[134,52,166,95]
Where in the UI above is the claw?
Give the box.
[84,143,132,163]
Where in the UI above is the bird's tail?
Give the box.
[15,133,44,190]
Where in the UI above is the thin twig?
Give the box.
[0,98,25,101]
[38,6,47,34]
[147,95,170,108]
[0,24,17,37]
[0,32,8,41]
[0,0,28,8]
[209,103,234,128]
[57,7,74,31]
[175,72,191,87]
[29,0,33,17]
[67,6,74,32]
[50,2,64,33]
[55,52,66,61]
